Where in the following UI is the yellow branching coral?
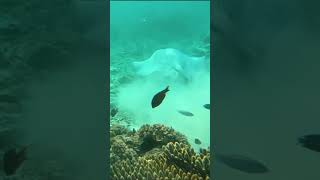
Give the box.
[111,154,209,180]
[163,142,210,179]
[110,135,137,164]
[138,124,188,153]
[110,124,211,180]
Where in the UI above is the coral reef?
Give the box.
[110,124,211,180]
[137,124,189,154]
[110,124,130,138]
[112,155,209,180]
[110,135,137,164]
[110,110,134,128]
[164,142,210,179]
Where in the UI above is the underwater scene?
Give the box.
[110,1,210,180]
[214,1,320,180]
[0,1,107,179]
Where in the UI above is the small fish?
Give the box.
[177,110,194,117]
[151,86,169,108]
[216,153,269,173]
[203,104,210,110]
[195,138,201,145]
[3,146,28,176]
[110,108,118,117]
[298,134,320,152]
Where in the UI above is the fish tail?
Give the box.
[165,86,169,92]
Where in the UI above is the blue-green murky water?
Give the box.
[214,0,320,179]
[110,1,210,151]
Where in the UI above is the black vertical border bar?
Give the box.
[210,0,214,178]
[106,0,111,179]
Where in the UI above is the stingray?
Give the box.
[132,48,207,83]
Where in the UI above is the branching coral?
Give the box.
[111,154,209,180]
[163,142,210,179]
[110,124,129,138]
[137,124,188,154]
[110,124,211,180]
[110,135,137,164]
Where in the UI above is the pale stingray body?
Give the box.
[132,48,207,82]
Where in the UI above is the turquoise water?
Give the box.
[110,1,210,151]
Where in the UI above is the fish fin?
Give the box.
[165,86,169,92]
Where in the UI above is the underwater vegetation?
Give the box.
[110,124,210,180]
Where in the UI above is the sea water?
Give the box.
[110,1,210,152]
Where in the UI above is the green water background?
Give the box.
[110,1,211,151]
[214,0,320,179]
[110,1,210,60]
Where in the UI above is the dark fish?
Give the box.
[298,134,320,152]
[177,110,194,117]
[151,86,169,108]
[110,108,118,117]
[195,138,201,145]
[140,134,161,153]
[216,153,269,173]
[203,104,210,110]
[3,146,28,176]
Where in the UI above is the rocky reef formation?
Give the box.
[110,124,211,180]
